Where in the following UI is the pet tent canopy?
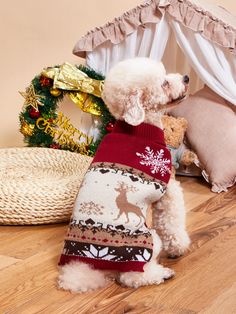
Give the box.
[73,0,236,106]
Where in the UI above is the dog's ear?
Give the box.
[123,90,145,126]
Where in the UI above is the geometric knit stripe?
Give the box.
[90,162,168,187]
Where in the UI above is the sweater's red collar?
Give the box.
[112,120,165,145]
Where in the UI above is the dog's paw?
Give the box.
[58,262,109,293]
[118,263,175,288]
[165,230,191,258]
[163,267,175,280]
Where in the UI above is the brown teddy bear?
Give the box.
[162,115,198,175]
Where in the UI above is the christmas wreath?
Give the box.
[19,63,115,156]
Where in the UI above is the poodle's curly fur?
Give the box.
[58,58,190,293]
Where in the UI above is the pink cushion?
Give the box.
[170,86,236,192]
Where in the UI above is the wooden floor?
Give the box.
[1,177,236,314]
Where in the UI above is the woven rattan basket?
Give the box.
[0,147,92,225]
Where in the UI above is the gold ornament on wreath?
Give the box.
[19,63,115,156]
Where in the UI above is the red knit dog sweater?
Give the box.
[59,120,172,272]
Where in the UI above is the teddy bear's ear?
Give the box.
[179,117,188,130]
[161,115,169,126]
[123,90,145,126]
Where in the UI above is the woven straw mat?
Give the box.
[0,147,92,225]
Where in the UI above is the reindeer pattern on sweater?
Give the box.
[59,121,171,272]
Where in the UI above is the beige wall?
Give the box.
[1,0,236,148]
[207,0,236,11]
[0,0,141,147]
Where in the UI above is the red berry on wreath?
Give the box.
[50,143,61,149]
[105,122,115,132]
[39,75,52,87]
[29,108,40,119]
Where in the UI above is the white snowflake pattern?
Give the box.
[82,245,117,260]
[136,146,171,176]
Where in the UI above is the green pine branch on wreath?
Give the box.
[19,63,115,157]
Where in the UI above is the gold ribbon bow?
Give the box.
[42,62,104,97]
[42,62,104,116]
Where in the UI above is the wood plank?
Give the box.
[178,176,214,212]
[186,185,236,236]
[12,286,127,314]
[192,184,236,214]
[199,283,236,314]
[0,254,21,270]
[0,224,67,260]
[2,215,235,314]
[88,224,236,314]
[0,178,235,314]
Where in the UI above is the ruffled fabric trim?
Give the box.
[73,0,161,58]
[202,168,236,193]
[73,0,236,58]
[161,0,236,54]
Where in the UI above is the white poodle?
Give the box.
[58,58,190,292]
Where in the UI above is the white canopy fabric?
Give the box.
[86,17,170,75]
[170,18,236,105]
[73,0,236,106]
